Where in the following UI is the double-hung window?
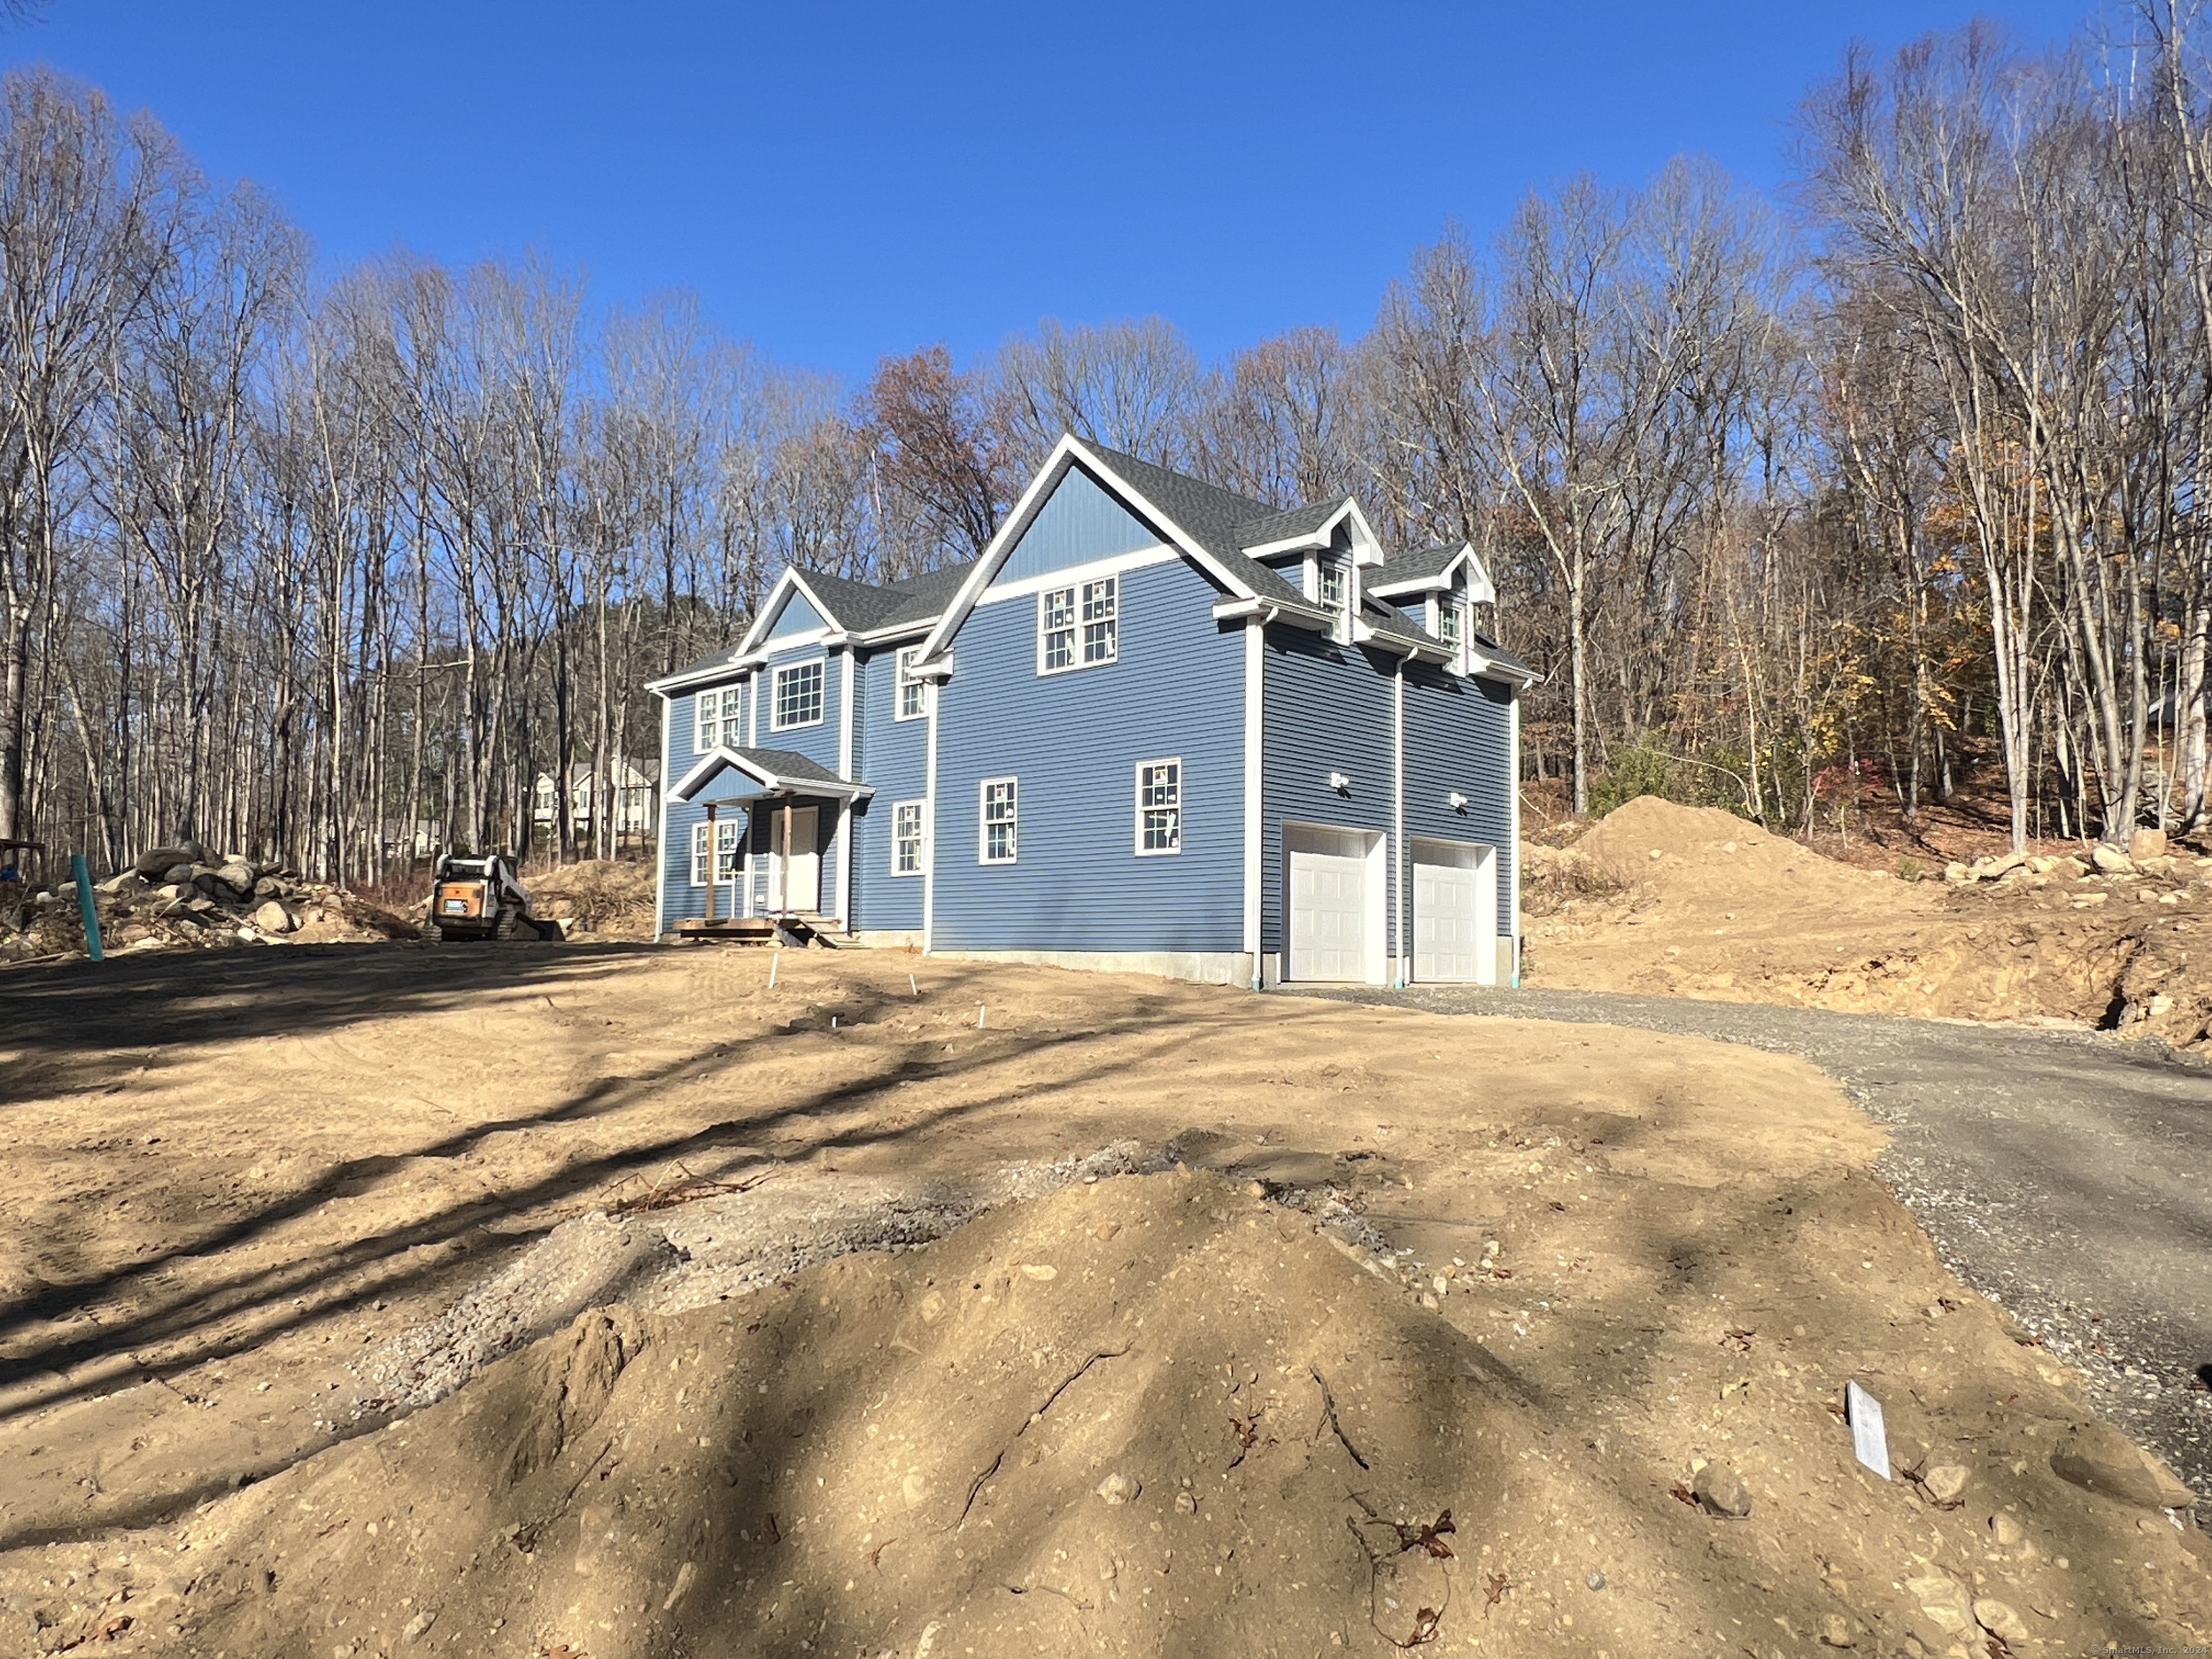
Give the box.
[895,647,927,720]
[1136,758,1182,855]
[1316,559,1346,612]
[688,819,742,886]
[979,777,1018,863]
[695,685,739,751]
[771,660,824,729]
[1039,576,1117,673]
[892,800,925,876]
[1438,599,1465,664]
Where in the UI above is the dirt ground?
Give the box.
[1523,796,2212,1049]
[0,945,2203,1656]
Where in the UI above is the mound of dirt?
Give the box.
[1527,797,2212,1044]
[35,1168,2206,1658]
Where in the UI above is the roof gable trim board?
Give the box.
[916,436,1267,669]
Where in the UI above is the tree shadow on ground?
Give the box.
[0,945,1239,1431]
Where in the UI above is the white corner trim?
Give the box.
[1242,617,1264,989]
[1392,660,1407,988]
[652,688,670,938]
[837,647,855,927]
[922,687,939,953]
[1509,687,1523,984]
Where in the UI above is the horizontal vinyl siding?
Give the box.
[1260,632,1399,958]
[932,558,1244,953]
[660,791,760,925]
[758,647,845,774]
[1403,667,1516,940]
[850,649,927,932]
[670,675,752,775]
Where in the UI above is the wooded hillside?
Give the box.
[4,4,2211,879]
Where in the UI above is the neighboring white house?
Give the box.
[534,762,658,841]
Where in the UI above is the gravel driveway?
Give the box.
[1297,984,2212,1502]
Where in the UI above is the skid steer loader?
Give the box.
[425,853,544,942]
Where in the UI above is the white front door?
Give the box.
[768,804,819,913]
[1287,824,1381,983]
[1413,837,1497,984]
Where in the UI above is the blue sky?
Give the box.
[10,1,2087,382]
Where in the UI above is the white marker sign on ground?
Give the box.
[1845,1379,1889,1478]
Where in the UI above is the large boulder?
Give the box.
[134,844,202,880]
[2091,842,2136,876]
[2128,827,2170,863]
[213,860,256,897]
[2050,1421,2197,1510]
[253,899,297,935]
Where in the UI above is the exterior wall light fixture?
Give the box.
[1326,771,1352,794]
[1447,791,1470,811]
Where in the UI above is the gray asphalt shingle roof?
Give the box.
[657,446,1538,688]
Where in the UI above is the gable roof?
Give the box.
[668,745,873,804]
[647,559,980,693]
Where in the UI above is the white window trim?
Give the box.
[891,799,925,876]
[1134,756,1183,858]
[894,647,928,721]
[979,775,1018,865]
[695,685,731,752]
[688,819,742,886]
[1036,576,1118,676]
[770,657,827,731]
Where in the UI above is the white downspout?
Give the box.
[1392,658,1406,989]
[1242,616,1264,990]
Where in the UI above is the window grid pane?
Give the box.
[896,649,926,719]
[1040,588,1075,672]
[1081,577,1117,664]
[981,780,1017,863]
[1138,760,1181,853]
[893,801,924,875]
[773,662,823,728]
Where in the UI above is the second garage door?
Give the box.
[1287,824,1381,983]
[1412,836,1496,984]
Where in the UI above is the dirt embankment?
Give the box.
[0,949,2200,1656]
[1525,796,2212,1048]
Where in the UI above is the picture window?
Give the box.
[771,660,824,729]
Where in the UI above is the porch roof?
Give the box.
[669,746,874,805]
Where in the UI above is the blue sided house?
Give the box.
[646,435,1535,988]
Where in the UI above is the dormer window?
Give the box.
[1316,559,1346,613]
[1439,600,1465,654]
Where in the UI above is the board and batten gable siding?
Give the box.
[848,647,927,932]
[994,465,1164,584]
[930,557,1243,952]
[1401,665,1516,940]
[1259,631,1400,959]
[764,587,828,639]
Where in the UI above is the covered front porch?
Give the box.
[667,747,872,938]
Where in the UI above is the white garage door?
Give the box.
[1413,837,1496,984]
[1287,824,1380,983]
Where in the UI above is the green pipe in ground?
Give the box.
[71,853,104,963]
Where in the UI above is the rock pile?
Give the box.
[1943,827,2208,893]
[0,839,418,963]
